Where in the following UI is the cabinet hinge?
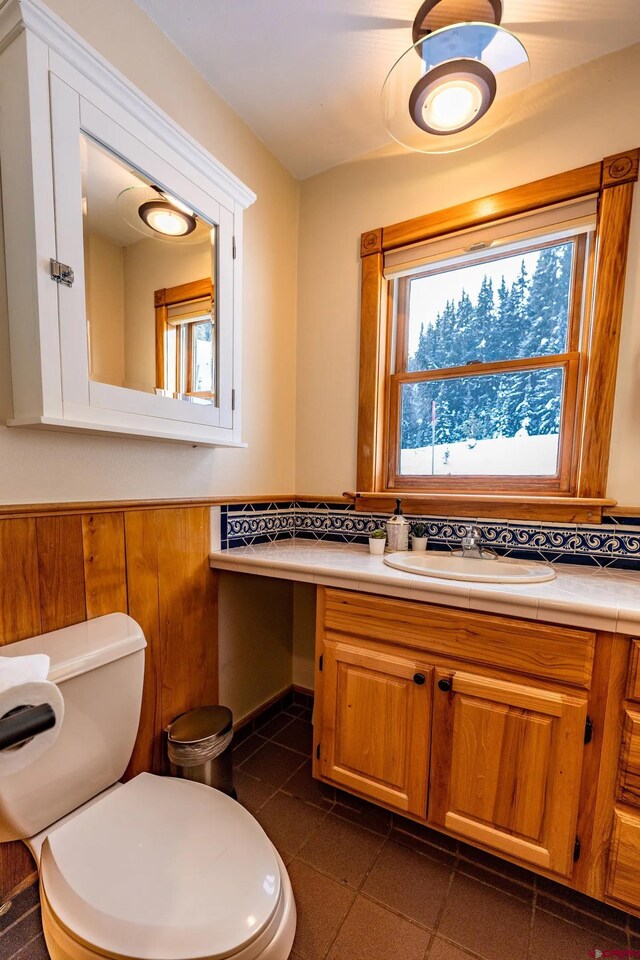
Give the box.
[584,716,593,744]
[50,258,74,287]
[232,236,237,259]
[316,744,320,760]
[231,389,235,411]
[573,836,581,862]
[318,654,323,672]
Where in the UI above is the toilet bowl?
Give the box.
[35,775,296,960]
[0,615,296,960]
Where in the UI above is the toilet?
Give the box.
[0,614,296,960]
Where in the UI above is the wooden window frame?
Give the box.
[154,277,215,399]
[356,149,639,523]
[387,232,587,494]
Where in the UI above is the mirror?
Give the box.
[81,134,217,405]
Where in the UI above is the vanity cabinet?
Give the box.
[314,587,595,880]
[0,0,255,446]
[607,808,640,908]
[429,669,587,876]
[317,637,432,816]
[605,638,640,911]
[618,709,640,805]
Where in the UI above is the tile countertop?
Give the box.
[209,541,640,635]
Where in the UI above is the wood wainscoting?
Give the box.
[0,505,218,900]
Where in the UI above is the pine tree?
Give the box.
[508,260,529,359]
[525,243,571,357]
[402,245,568,456]
[474,275,495,363]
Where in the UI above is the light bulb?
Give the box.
[146,208,190,235]
[423,78,483,132]
[138,200,197,237]
[408,60,496,136]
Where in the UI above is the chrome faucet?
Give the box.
[460,524,484,558]
[459,523,500,560]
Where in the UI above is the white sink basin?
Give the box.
[383,551,556,584]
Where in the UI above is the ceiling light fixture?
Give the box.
[382,0,529,154]
[152,187,195,217]
[138,200,197,237]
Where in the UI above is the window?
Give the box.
[387,224,589,491]
[357,150,639,521]
[155,279,215,403]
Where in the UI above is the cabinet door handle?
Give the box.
[438,678,452,692]
[413,673,426,685]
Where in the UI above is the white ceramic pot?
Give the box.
[411,536,428,551]
[368,537,386,556]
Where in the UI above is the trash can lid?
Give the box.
[167,706,233,745]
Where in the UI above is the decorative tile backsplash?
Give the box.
[220,501,640,570]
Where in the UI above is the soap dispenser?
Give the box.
[385,499,410,552]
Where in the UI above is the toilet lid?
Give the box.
[40,773,282,960]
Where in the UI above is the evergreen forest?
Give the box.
[401,242,572,452]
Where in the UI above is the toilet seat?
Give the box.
[39,774,287,960]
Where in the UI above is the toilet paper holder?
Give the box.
[0,703,56,752]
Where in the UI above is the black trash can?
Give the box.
[167,705,235,797]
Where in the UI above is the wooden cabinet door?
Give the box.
[607,807,640,909]
[317,636,433,816]
[429,669,587,877]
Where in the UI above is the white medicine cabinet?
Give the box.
[0,0,255,446]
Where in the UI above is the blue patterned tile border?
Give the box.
[219,502,640,570]
[220,503,295,549]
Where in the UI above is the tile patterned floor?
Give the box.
[236,697,634,960]
[0,691,634,960]
[0,883,47,960]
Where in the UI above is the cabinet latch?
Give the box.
[50,258,74,287]
[316,744,320,760]
[584,716,593,744]
[573,836,581,862]
[318,654,323,672]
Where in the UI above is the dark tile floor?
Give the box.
[0,691,634,960]
[0,883,47,959]
[237,698,634,960]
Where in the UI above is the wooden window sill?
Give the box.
[347,492,617,524]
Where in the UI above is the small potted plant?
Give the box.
[411,522,428,551]
[368,527,387,556]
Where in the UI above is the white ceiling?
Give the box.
[134,0,640,179]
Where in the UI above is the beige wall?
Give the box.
[85,233,126,388]
[292,582,316,691]
[218,573,294,722]
[0,0,299,504]
[295,43,640,505]
[123,237,211,394]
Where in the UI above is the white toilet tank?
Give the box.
[0,614,146,843]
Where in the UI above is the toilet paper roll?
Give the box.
[0,680,65,775]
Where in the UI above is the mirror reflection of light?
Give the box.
[158,189,194,217]
[145,207,192,236]
[246,915,256,928]
[263,874,276,896]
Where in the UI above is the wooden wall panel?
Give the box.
[82,513,127,618]
[0,519,41,646]
[36,515,86,633]
[124,510,161,778]
[157,508,218,743]
[0,505,218,901]
[0,844,37,903]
